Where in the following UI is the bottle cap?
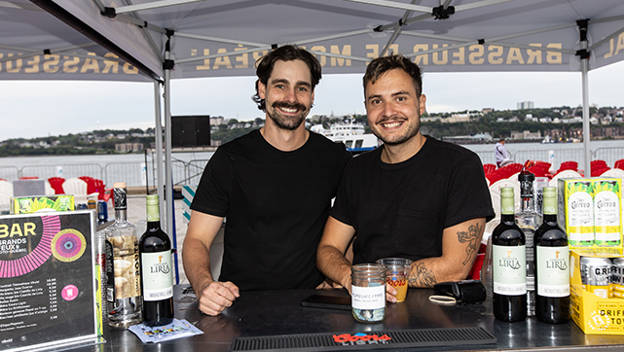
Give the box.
[543,186,556,197]
[518,170,535,183]
[146,194,159,205]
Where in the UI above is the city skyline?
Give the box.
[0,60,622,142]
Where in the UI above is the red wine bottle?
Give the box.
[139,195,174,326]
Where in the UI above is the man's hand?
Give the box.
[385,283,398,303]
[198,281,240,316]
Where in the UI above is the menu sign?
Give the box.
[0,211,98,351]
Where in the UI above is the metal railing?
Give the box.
[4,146,623,187]
[477,146,624,170]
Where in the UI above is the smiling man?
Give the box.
[183,45,350,316]
[317,55,494,302]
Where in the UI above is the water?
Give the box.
[0,140,621,186]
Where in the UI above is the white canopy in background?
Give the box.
[1,0,624,234]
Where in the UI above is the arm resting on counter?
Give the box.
[407,218,486,288]
[182,210,239,316]
[316,216,356,293]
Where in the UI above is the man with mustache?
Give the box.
[317,55,494,301]
[183,46,350,316]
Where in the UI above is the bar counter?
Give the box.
[86,286,624,351]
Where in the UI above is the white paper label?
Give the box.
[493,245,527,295]
[141,251,173,301]
[351,285,385,310]
[537,246,570,297]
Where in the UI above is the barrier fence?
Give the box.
[4,146,623,187]
[475,146,624,170]
[10,158,208,189]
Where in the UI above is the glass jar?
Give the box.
[351,263,386,323]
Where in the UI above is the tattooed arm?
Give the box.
[406,218,485,288]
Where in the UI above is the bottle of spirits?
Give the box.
[139,195,174,326]
[516,169,540,317]
[535,186,570,324]
[492,187,527,322]
[106,182,142,328]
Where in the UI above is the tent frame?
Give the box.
[91,0,609,236]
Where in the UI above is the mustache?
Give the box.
[272,101,307,111]
[376,116,407,125]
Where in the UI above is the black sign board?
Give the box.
[0,210,98,351]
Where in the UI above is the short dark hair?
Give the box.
[252,45,322,111]
[363,55,422,96]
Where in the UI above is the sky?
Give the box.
[0,60,623,142]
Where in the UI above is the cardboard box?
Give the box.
[558,177,623,255]
[592,178,622,248]
[12,194,75,214]
[570,249,624,335]
[558,179,595,247]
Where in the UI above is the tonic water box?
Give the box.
[592,178,622,250]
[12,195,75,214]
[570,249,624,335]
[558,179,595,248]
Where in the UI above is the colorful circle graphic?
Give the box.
[61,284,79,301]
[0,215,59,278]
[51,229,86,262]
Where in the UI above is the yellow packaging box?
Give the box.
[558,177,623,255]
[558,179,595,247]
[592,178,622,249]
[570,249,624,335]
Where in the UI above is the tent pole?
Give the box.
[581,58,591,177]
[578,19,591,177]
[164,50,174,236]
[153,81,166,222]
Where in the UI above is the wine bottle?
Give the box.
[492,187,527,322]
[139,195,174,326]
[535,186,570,324]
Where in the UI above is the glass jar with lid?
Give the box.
[351,263,386,322]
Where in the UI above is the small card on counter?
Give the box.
[128,319,203,343]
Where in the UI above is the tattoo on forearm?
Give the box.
[408,263,437,288]
[456,223,483,266]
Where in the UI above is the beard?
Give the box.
[372,118,421,146]
[267,101,308,131]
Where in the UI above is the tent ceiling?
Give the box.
[2,0,624,80]
[52,0,624,80]
[0,0,152,81]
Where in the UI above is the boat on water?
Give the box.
[310,121,379,153]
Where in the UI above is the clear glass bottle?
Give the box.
[106,182,142,328]
[351,264,386,323]
[516,170,540,317]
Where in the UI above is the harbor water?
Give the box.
[0,140,622,187]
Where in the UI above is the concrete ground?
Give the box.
[125,195,224,286]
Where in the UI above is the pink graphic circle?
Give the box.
[0,215,59,278]
[61,284,79,301]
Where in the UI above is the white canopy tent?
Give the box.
[2,0,624,235]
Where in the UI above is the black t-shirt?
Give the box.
[331,136,495,265]
[191,129,350,290]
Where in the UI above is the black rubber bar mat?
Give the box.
[231,327,496,351]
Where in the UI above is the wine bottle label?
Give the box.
[537,246,570,297]
[141,251,173,301]
[351,285,385,310]
[493,245,526,295]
